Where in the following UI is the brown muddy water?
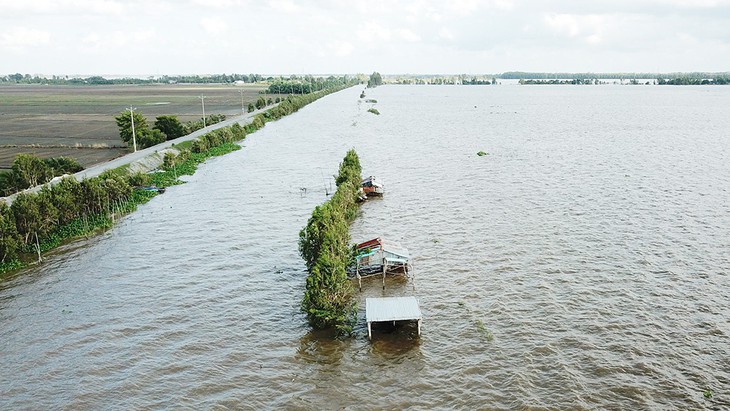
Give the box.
[1,85,729,409]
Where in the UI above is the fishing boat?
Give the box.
[361,176,384,197]
[348,237,410,280]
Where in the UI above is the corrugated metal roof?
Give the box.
[366,297,422,323]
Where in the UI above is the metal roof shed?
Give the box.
[365,297,422,339]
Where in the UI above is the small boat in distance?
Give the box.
[361,176,384,197]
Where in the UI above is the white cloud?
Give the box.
[200,17,228,35]
[398,28,421,42]
[0,0,124,15]
[190,0,238,8]
[329,40,354,57]
[444,0,514,15]
[439,27,455,40]
[544,13,611,44]
[0,27,52,49]
[268,0,301,13]
[357,21,392,43]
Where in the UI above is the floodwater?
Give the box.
[1,85,729,409]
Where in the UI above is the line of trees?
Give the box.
[0,73,269,85]
[0,120,251,273]
[265,75,356,95]
[0,171,138,267]
[299,149,362,334]
[0,154,83,196]
[114,112,228,150]
[657,77,729,85]
[367,72,383,88]
[501,71,730,80]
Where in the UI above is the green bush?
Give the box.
[299,149,362,334]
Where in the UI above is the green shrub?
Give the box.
[299,149,362,334]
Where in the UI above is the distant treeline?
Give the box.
[265,75,356,94]
[657,77,729,85]
[0,73,352,85]
[518,77,729,85]
[501,71,730,80]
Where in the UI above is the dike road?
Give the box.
[1,105,275,206]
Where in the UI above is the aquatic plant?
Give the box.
[474,319,494,341]
[367,108,380,115]
[477,151,488,156]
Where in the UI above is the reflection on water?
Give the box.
[1,85,730,409]
[296,329,345,366]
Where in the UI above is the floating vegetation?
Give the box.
[365,99,378,103]
[457,301,494,342]
[477,151,488,156]
[367,108,380,115]
[704,389,712,399]
[474,319,494,341]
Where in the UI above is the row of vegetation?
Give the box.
[0,123,246,274]
[501,71,730,80]
[0,80,358,276]
[367,72,383,88]
[299,149,362,334]
[657,77,729,85]
[0,155,83,196]
[519,77,730,85]
[265,75,356,95]
[1,73,360,86]
[2,73,270,85]
[114,112,228,150]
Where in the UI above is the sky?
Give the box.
[1,0,729,76]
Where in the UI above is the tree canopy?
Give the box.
[154,115,185,140]
[367,72,383,88]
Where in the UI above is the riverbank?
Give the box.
[0,81,359,277]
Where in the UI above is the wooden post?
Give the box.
[409,264,415,291]
[356,260,361,291]
[417,319,421,336]
[35,232,42,263]
[368,322,372,340]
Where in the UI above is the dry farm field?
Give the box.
[0,83,268,169]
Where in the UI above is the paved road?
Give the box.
[2,105,274,205]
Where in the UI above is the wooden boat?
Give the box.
[348,238,410,290]
[361,176,384,197]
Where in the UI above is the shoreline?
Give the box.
[0,82,359,277]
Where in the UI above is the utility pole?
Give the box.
[240,89,244,115]
[200,95,206,127]
[129,106,137,152]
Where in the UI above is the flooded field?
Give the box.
[1,85,729,409]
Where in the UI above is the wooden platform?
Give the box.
[365,297,422,339]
